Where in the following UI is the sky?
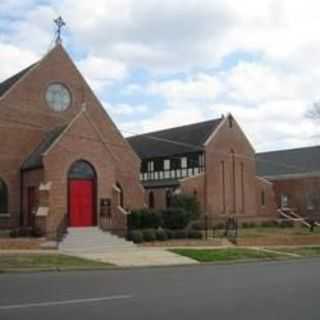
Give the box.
[0,0,319,152]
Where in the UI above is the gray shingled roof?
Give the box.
[256,145,320,177]
[22,126,66,170]
[0,63,37,97]
[127,118,223,159]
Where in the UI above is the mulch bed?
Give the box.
[0,238,44,250]
[237,235,320,246]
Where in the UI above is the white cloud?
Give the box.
[0,43,38,81]
[77,55,127,92]
[2,0,320,152]
[148,74,222,107]
[120,107,206,136]
[106,103,148,116]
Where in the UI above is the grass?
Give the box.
[170,248,287,263]
[273,246,320,257]
[0,254,111,272]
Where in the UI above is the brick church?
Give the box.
[0,44,144,238]
[0,41,318,240]
[128,115,276,222]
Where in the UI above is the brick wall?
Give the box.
[0,44,144,233]
[271,176,320,217]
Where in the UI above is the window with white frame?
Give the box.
[147,160,154,172]
[181,157,187,168]
[164,159,170,170]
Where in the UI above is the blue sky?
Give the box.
[0,0,319,151]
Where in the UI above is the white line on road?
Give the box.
[0,294,133,311]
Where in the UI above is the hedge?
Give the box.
[142,229,157,242]
[171,193,201,219]
[127,230,143,243]
[161,208,191,230]
[128,209,162,230]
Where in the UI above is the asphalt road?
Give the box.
[1,259,320,320]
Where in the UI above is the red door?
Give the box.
[69,180,95,227]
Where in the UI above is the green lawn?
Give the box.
[170,248,287,263]
[0,254,111,272]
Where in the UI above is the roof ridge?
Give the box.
[127,117,222,139]
[257,144,320,155]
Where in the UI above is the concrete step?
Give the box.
[58,227,135,253]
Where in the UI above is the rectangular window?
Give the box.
[147,161,154,172]
[164,159,170,170]
[164,171,170,179]
[181,157,187,169]
[199,154,204,167]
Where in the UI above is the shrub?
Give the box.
[156,229,168,241]
[280,220,294,228]
[142,229,157,242]
[161,208,191,230]
[171,193,201,219]
[191,221,203,231]
[165,229,175,239]
[128,209,162,230]
[127,230,143,243]
[214,222,225,230]
[9,227,32,238]
[173,230,188,239]
[248,222,256,228]
[260,221,277,228]
[188,230,202,239]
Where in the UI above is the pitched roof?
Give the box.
[0,63,37,97]
[256,145,320,177]
[22,126,67,170]
[127,118,223,159]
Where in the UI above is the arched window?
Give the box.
[149,191,155,209]
[68,160,96,179]
[116,183,124,208]
[0,179,8,214]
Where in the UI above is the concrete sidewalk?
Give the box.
[70,247,198,267]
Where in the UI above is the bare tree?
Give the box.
[306,101,320,120]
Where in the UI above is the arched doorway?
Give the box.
[68,160,96,227]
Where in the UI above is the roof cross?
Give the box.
[54,16,66,45]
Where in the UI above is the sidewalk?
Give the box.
[69,247,199,267]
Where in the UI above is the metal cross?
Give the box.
[54,16,66,44]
